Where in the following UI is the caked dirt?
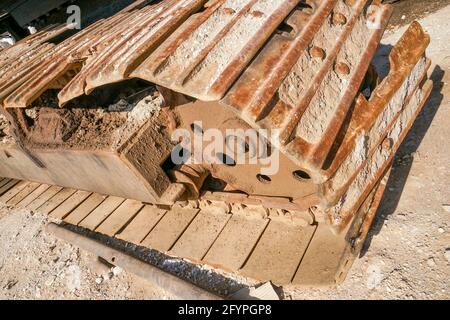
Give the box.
[0,113,13,145]
[19,84,164,151]
[0,3,448,300]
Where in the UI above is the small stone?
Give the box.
[35,287,41,298]
[108,99,130,112]
[427,258,436,267]
[444,249,450,263]
[95,277,103,285]
[401,15,406,20]
[112,266,123,276]
[438,228,445,234]
[102,272,113,281]
[45,276,56,286]
[250,10,264,18]
[442,205,450,213]
[366,264,383,289]
[70,251,78,261]
[4,280,18,290]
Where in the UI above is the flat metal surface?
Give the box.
[0,173,388,286]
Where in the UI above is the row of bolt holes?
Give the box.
[257,169,312,185]
[234,2,341,184]
[190,2,338,185]
[291,2,351,76]
[190,123,312,185]
[309,9,350,75]
[267,4,349,184]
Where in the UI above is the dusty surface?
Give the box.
[0,3,449,300]
[0,113,13,144]
[0,208,173,299]
[0,207,249,300]
[288,4,450,300]
[23,84,163,150]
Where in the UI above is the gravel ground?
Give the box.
[0,3,449,300]
[0,207,172,299]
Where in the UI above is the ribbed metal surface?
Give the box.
[0,1,432,232]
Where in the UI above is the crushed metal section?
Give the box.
[0,0,207,109]
[0,24,70,103]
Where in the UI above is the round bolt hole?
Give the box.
[310,46,326,60]
[335,62,350,75]
[217,153,236,167]
[257,174,272,184]
[293,170,311,181]
[332,12,347,25]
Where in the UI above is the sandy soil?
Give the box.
[0,207,172,299]
[0,3,449,300]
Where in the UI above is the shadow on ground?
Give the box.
[361,64,445,256]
